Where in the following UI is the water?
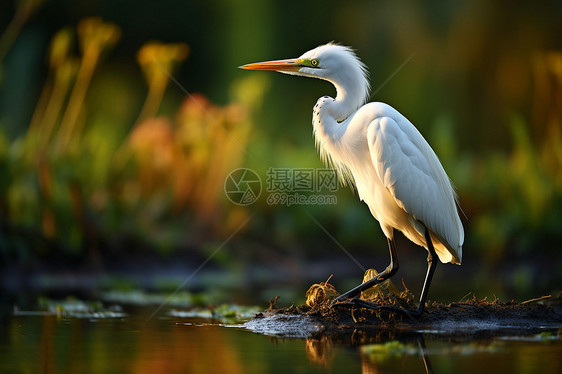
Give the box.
[2,306,561,373]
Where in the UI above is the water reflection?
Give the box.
[304,332,433,374]
[5,313,250,373]
[305,336,336,368]
[417,336,434,374]
[2,310,561,373]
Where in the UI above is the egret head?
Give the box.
[240,43,371,105]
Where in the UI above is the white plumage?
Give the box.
[240,43,464,314]
[294,43,463,264]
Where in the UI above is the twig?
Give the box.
[520,295,551,305]
[267,296,280,311]
[459,291,473,303]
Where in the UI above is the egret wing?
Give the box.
[367,116,463,261]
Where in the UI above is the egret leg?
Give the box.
[331,234,399,304]
[333,228,438,318]
[416,228,438,313]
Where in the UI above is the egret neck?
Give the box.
[312,56,370,179]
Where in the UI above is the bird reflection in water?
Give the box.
[304,332,433,374]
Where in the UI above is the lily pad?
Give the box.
[170,304,262,323]
[13,297,127,319]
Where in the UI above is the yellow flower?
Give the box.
[137,41,189,83]
[48,27,73,69]
[77,17,121,56]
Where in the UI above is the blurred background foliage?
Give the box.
[0,0,561,300]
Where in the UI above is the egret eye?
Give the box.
[310,58,319,67]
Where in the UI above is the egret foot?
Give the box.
[330,227,438,321]
[329,236,400,307]
[332,298,422,320]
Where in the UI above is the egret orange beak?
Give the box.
[239,58,301,72]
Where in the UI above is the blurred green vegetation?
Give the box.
[1,0,561,297]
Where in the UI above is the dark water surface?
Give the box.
[1,306,561,374]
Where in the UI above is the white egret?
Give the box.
[240,43,464,316]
